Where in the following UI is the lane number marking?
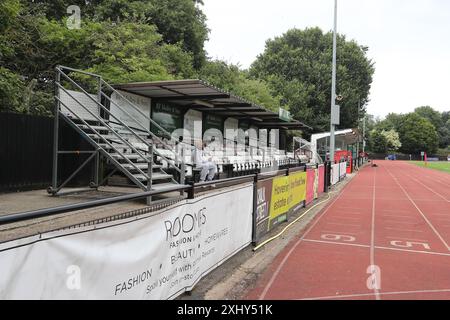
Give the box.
[321,234,356,242]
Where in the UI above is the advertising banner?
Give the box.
[110,90,151,131]
[331,164,340,185]
[306,169,315,205]
[255,178,273,242]
[318,165,325,194]
[313,168,319,199]
[60,89,100,122]
[339,162,347,180]
[0,185,253,300]
[255,171,307,241]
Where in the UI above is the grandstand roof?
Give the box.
[113,79,312,130]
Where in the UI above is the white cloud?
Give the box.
[203,0,450,117]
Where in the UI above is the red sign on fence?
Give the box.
[318,165,325,195]
[306,169,315,205]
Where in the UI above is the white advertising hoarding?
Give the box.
[60,89,99,121]
[331,163,340,185]
[110,90,151,131]
[339,162,347,179]
[0,184,253,300]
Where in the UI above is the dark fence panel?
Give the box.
[0,113,53,192]
[369,153,423,161]
[0,112,93,193]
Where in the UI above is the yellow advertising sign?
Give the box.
[269,172,307,223]
[289,171,307,208]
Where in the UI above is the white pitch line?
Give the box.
[326,222,362,228]
[403,173,449,202]
[258,173,358,300]
[303,239,370,249]
[385,236,429,242]
[383,221,420,226]
[380,215,420,220]
[320,230,360,236]
[300,288,450,300]
[384,227,425,233]
[379,209,412,214]
[301,237,450,258]
[386,167,450,252]
[373,245,450,257]
[430,213,450,217]
[371,167,381,300]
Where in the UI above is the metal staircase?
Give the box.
[49,66,186,202]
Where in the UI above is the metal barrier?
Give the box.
[0,162,339,246]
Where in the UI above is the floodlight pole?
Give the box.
[329,0,338,164]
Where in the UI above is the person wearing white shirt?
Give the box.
[194,140,217,182]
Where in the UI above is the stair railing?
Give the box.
[57,66,185,184]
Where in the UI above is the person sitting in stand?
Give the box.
[194,140,217,183]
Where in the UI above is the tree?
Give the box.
[439,111,450,148]
[368,130,388,154]
[199,60,282,112]
[1,4,198,115]
[0,0,25,112]
[26,0,209,69]
[0,67,25,113]
[414,106,443,130]
[397,113,439,154]
[414,106,450,148]
[250,27,375,134]
[368,129,401,154]
[382,129,402,152]
[377,113,405,132]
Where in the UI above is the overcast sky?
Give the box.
[203,0,450,118]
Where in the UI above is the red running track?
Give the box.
[246,161,450,300]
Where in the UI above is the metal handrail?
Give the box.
[57,72,152,161]
[101,80,190,149]
[57,66,183,177]
[0,167,310,226]
[103,94,182,172]
[57,85,151,176]
[101,86,186,172]
[56,98,148,188]
[57,65,103,78]
[64,66,188,155]
[0,184,191,225]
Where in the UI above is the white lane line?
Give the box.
[320,230,360,236]
[386,236,429,242]
[403,199,449,202]
[386,167,450,252]
[404,164,450,187]
[383,221,420,226]
[384,227,425,233]
[379,209,413,214]
[336,206,370,211]
[302,238,450,258]
[303,239,370,249]
[381,213,418,217]
[326,222,362,227]
[374,245,450,257]
[371,167,381,300]
[300,288,450,300]
[327,216,362,221]
[402,173,449,202]
[338,212,365,216]
[258,174,359,300]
